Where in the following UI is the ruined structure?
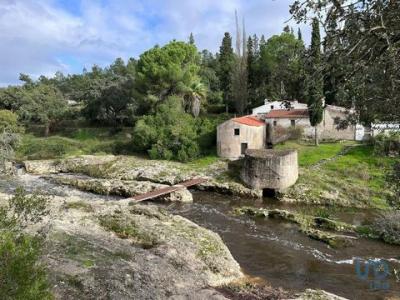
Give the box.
[240,149,298,193]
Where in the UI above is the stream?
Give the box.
[166,191,400,300]
[1,174,399,300]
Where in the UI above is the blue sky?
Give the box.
[0,0,310,86]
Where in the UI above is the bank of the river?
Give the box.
[21,140,396,209]
[0,174,352,300]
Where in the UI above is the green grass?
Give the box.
[186,154,220,170]
[282,141,396,209]
[16,128,134,160]
[276,141,355,167]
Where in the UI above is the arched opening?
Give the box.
[263,188,276,198]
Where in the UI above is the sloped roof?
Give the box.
[265,109,309,119]
[233,115,265,127]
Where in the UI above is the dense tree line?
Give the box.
[0,0,399,160]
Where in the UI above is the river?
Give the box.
[1,175,399,299]
[167,191,400,300]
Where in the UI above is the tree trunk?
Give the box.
[314,126,319,146]
[44,123,50,137]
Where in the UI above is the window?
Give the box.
[234,128,240,136]
[273,121,277,126]
[270,105,274,110]
[291,120,296,127]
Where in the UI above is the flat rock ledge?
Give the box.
[44,174,193,203]
[24,156,262,199]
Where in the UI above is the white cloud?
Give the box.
[0,0,311,86]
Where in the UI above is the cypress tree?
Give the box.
[307,18,324,146]
[217,32,235,112]
[189,33,195,45]
[297,28,303,41]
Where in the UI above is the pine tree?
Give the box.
[307,18,324,146]
[217,32,235,112]
[189,33,195,45]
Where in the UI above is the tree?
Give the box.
[0,110,21,172]
[183,81,207,117]
[217,33,235,112]
[199,50,222,111]
[83,75,137,127]
[17,83,67,136]
[259,31,305,101]
[189,33,195,45]
[297,28,302,41]
[135,41,202,114]
[231,12,248,114]
[290,0,400,123]
[307,18,324,146]
[132,96,200,162]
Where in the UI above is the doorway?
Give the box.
[241,143,248,155]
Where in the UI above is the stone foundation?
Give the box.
[240,149,298,191]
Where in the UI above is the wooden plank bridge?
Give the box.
[129,178,207,202]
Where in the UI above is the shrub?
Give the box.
[386,161,400,208]
[0,187,52,299]
[372,132,400,156]
[0,109,23,134]
[373,212,400,245]
[287,126,304,140]
[17,135,81,160]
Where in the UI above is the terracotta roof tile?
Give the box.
[233,115,265,127]
[265,109,309,119]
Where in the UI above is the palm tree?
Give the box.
[184,81,207,117]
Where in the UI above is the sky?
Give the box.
[0,0,311,86]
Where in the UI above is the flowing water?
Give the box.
[167,191,400,300]
[1,175,399,299]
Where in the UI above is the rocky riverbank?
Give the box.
[0,175,242,299]
[0,173,352,299]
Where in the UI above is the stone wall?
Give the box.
[265,107,356,141]
[240,149,298,191]
[217,120,265,160]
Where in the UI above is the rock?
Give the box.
[24,160,60,174]
[161,186,193,203]
[235,206,357,248]
[45,175,193,203]
[294,289,349,300]
[41,201,242,299]
[301,228,356,248]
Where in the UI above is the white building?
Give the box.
[252,99,307,115]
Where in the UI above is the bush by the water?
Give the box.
[132,97,224,162]
[373,132,400,156]
[373,212,400,245]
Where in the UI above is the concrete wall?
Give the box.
[240,149,298,191]
[217,120,265,159]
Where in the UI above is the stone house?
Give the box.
[264,105,357,140]
[252,99,307,115]
[217,116,265,159]
[217,104,358,159]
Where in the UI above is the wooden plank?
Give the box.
[130,178,207,202]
